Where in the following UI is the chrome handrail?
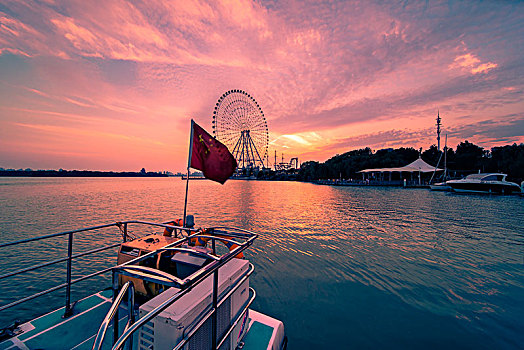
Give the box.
[116,265,183,286]
[186,234,245,246]
[0,222,120,248]
[111,235,257,350]
[159,247,221,261]
[112,263,255,350]
[210,226,257,235]
[0,266,114,313]
[0,220,258,350]
[0,243,121,281]
[174,265,254,350]
[92,281,135,350]
[0,220,198,316]
[216,288,256,349]
[172,287,256,350]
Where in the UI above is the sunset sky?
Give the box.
[1,0,523,172]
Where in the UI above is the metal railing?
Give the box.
[0,221,258,350]
[92,281,135,350]
[110,226,258,350]
[110,264,255,350]
[0,220,198,316]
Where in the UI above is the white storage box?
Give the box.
[138,258,250,350]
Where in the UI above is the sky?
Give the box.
[1,0,523,172]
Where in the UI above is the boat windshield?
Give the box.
[465,173,505,181]
[481,174,504,181]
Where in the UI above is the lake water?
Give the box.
[0,177,523,349]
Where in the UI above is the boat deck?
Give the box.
[1,291,285,350]
[0,290,125,350]
[0,222,285,350]
[243,310,286,350]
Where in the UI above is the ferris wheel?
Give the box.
[212,90,269,169]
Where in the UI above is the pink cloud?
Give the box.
[0,47,31,56]
[1,0,523,171]
[0,13,39,38]
[450,53,498,75]
[471,62,498,74]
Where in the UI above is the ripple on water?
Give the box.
[0,179,523,349]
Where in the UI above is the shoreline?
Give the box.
[0,170,170,177]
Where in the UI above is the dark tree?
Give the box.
[422,145,440,166]
[296,141,523,182]
[489,143,524,182]
[298,161,321,181]
[454,141,486,172]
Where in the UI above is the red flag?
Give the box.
[190,121,237,184]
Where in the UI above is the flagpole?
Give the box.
[183,119,194,228]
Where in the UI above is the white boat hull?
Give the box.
[430,183,452,191]
[446,173,522,195]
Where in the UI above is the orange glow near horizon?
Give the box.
[1,1,523,172]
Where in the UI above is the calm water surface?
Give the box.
[0,177,523,349]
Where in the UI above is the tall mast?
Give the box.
[436,110,441,152]
[443,134,447,180]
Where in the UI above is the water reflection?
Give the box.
[0,178,523,348]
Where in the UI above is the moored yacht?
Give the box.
[446,173,522,194]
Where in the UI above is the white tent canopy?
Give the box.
[359,157,442,173]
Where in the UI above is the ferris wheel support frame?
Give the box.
[231,130,265,169]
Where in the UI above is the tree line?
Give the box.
[0,169,169,177]
[298,141,524,183]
